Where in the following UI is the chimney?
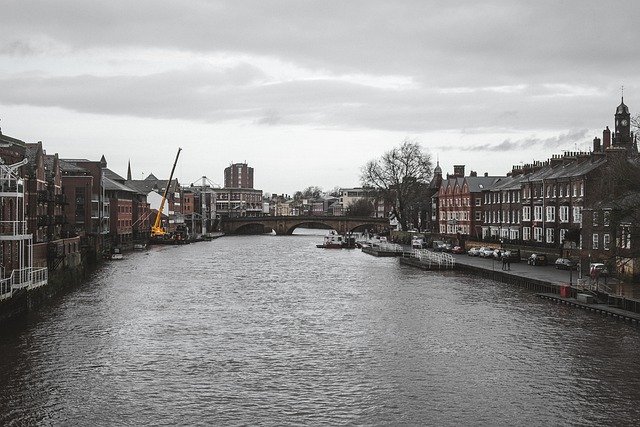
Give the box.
[453,164,465,177]
[603,126,611,150]
[550,154,562,167]
[470,170,477,177]
[484,172,489,177]
[593,137,602,153]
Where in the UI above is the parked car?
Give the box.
[527,253,548,266]
[555,258,578,270]
[467,247,481,256]
[479,247,495,258]
[502,249,521,262]
[589,263,609,277]
[442,243,453,252]
[432,240,446,251]
[451,246,465,254]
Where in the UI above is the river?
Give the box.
[1,230,639,426]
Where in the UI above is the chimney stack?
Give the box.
[593,137,602,153]
[453,164,465,178]
[603,127,611,150]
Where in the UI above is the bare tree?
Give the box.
[360,138,432,231]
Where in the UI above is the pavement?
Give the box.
[450,252,640,299]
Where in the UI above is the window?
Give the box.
[476,197,481,206]
[559,206,569,223]
[593,211,599,227]
[534,206,543,221]
[523,227,531,241]
[534,227,543,242]
[573,207,582,224]
[620,226,631,249]
[546,228,554,243]
[604,210,610,227]
[475,211,482,221]
[560,229,567,243]
[592,233,599,250]
[523,206,531,221]
[546,206,555,222]
[604,234,611,250]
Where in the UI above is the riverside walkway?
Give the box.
[393,249,640,325]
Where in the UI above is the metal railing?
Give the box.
[0,220,28,236]
[1,267,49,294]
[412,249,456,269]
[372,241,404,252]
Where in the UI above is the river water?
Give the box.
[1,230,639,426]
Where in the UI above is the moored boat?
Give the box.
[317,231,357,249]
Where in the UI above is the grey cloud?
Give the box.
[2,1,640,87]
[449,129,591,152]
[0,63,620,135]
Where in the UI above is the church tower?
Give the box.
[612,97,632,148]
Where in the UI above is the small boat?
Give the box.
[317,231,357,249]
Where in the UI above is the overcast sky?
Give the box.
[1,1,639,194]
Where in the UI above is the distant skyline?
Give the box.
[1,1,639,194]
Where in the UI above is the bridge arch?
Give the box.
[221,216,388,236]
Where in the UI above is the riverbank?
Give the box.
[0,261,95,325]
[397,249,640,325]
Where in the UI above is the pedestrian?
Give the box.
[507,256,511,271]
[501,255,507,271]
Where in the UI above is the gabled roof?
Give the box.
[59,159,91,174]
[104,168,126,182]
[0,132,26,148]
[465,176,503,192]
[103,176,137,193]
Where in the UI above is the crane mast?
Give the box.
[151,147,182,237]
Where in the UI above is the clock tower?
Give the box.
[612,97,632,148]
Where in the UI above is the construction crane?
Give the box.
[151,147,182,238]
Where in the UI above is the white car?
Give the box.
[479,247,495,257]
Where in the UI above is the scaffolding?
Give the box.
[0,158,48,300]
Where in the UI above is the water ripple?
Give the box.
[1,232,640,425]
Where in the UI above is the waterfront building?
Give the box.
[182,178,217,237]
[217,162,263,218]
[62,157,110,253]
[224,162,254,189]
[0,130,48,298]
[481,173,526,242]
[437,165,503,240]
[24,142,81,270]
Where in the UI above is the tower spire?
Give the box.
[127,160,132,181]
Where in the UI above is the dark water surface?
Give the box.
[1,231,639,426]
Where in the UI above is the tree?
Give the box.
[293,186,323,200]
[347,198,375,217]
[360,138,432,231]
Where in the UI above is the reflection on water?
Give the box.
[1,232,639,425]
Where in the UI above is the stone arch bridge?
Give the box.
[221,216,389,236]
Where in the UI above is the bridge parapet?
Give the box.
[220,216,389,235]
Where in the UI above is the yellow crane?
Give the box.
[151,147,182,238]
